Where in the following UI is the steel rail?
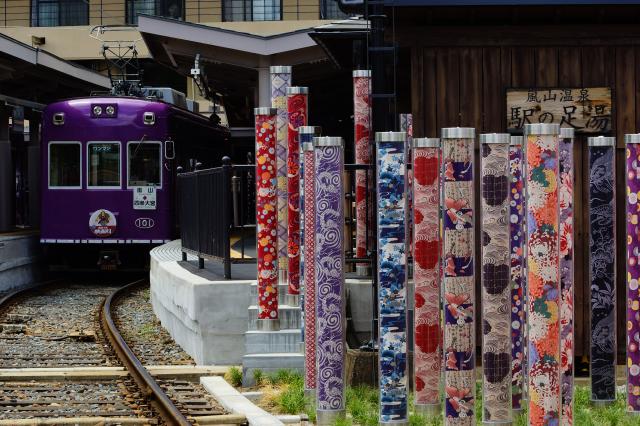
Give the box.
[100,278,192,426]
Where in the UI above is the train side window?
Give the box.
[127,141,162,188]
[49,142,81,189]
[87,142,121,189]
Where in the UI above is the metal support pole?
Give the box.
[314,136,346,425]
[480,133,512,425]
[412,137,441,416]
[441,127,476,425]
[376,131,408,426]
[270,65,292,287]
[254,107,280,331]
[524,123,561,424]
[286,86,308,307]
[588,135,616,405]
[222,156,232,279]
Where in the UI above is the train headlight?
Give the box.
[92,105,103,116]
[105,106,115,116]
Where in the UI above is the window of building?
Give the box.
[31,0,88,26]
[49,142,81,188]
[126,0,184,24]
[88,142,121,189]
[223,0,281,21]
[127,142,162,188]
[320,0,348,19]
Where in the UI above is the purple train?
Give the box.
[40,95,229,269]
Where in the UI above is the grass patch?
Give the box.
[224,366,243,387]
[298,383,638,425]
[137,322,155,337]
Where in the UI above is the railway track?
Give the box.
[0,278,246,426]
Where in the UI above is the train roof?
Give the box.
[44,96,229,135]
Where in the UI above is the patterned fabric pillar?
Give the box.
[400,114,414,263]
[626,134,640,412]
[588,136,616,403]
[559,128,575,424]
[270,66,292,285]
[313,136,346,425]
[412,137,441,415]
[300,126,320,397]
[480,134,512,424]
[254,107,279,328]
[509,136,526,411]
[353,70,371,275]
[286,87,308,304]
[376,132,408,425]
[441,127,475,425]
[524,123,561,425]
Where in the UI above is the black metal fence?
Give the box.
[178,157,255,279]
[178,160,376,279]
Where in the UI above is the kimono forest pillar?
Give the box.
[441,127,476,425]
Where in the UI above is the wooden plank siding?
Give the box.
[410,44,638,360]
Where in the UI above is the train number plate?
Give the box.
[133,186,157,210]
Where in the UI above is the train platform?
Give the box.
[149,240,376,372]
[0,229,42,293]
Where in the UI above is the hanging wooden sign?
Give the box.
[506,87,612,133]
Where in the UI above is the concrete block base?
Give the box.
[242,353,304,387]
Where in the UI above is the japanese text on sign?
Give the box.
[133,186,156,210]
[507,87,612,133]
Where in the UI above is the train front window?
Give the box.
[128,142,161,187]
[88,142,121,188]
[49,142,81,188]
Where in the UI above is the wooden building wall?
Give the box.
[407,30,640,360]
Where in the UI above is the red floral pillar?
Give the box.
[254,107,279,330]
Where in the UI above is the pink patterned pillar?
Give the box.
[254,107,279,329]
[559,127,575,424]
[412,137,441,415]
[286,87,308,305]
[353,70,371,275]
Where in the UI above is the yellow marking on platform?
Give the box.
[0,365,233,381]
[230,236,253,260]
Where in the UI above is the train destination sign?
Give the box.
[506,87,612,133]
[133,186,157,210]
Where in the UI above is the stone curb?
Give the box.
[201,376,284,426]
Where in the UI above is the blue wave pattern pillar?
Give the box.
[376,131,408,425]
[313,136,346,425]
[480,134,512,424]
[442,127,475,425]
[588,136,616,404]
[270,65,292,285]
[509,135,526,411]
[559,128,575,424]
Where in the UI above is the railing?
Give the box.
[178,160,376,279]
[178,157,255,279]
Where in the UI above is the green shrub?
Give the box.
[225,366,243,387]
[253,369,265,386]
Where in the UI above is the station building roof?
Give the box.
[0,32,110,108]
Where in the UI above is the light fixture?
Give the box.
[93,105,103,116]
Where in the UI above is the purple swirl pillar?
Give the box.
[313,136,346,425]
[626,133,640,413]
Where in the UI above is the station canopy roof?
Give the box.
[137,15,370,98]
[0,33,110,109]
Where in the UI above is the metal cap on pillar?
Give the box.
[588,136,616,146]
[524,123,560,135]
[561,127,575,139]
[441,127,475,139]
[270,65,292,74]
